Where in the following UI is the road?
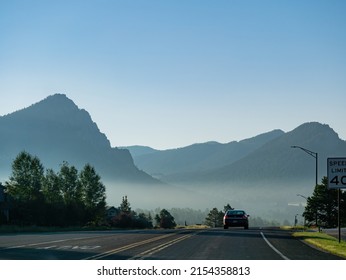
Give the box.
[0,228,343,260]
[322,228,346,241]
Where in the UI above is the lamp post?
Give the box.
[291,146,318,186]
[297,194,307,228]
[294,214,298,227]
[291,146,319,228]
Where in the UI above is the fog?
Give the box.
[104,180,312,226]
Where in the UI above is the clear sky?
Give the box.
[1,0,345,150]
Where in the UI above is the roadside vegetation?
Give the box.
[0,151,178,230]
[292,230,346,259]
[1,151,107,227]
[303,177,346,228]
[289,176,346,259]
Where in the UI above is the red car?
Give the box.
[223,210,249,229]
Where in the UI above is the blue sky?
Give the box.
[1,0,345,149]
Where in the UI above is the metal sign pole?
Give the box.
[338,189,341,243]
[327,158,346,243]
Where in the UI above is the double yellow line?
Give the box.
[84,232,180,260]
[130,232,195,260]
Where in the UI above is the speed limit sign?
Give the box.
[327,158,346,189]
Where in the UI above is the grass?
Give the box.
[183,224,209,229]
[292,230,346,259]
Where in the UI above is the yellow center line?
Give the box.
[83,233,177,260]
[130,230,203,260]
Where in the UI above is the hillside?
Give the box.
[124,122,346,223]
[200,122,346,186]
[0,94,159,184]
[125,122,346,188]
[1,95,345,222]
[126,129,284,180]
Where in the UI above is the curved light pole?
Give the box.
[292,146,319,228]
[291,146,318,186]
[296,194,308,200]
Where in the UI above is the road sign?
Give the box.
[327,158,346,189]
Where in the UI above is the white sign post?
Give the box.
[327,158,346,243]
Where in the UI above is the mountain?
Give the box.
[121,122,346,223]
[198,122,346,185]
[125,122,346,188]
[0,94,159,185]
[120,145,159,158]
[126,129,285,180]
[2,95,345,221]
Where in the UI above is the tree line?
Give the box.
[3,152,342,229]
[0,151,177,229]
[108,195,176,229]
[2,151,106,226]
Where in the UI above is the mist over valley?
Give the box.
[1,94,345,225]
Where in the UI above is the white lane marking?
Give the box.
[260,232,290,260]
[4,235,105,250]
[36,245,101,250]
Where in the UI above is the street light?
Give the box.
[291,146,319,229]
[294,214,298,227]
[291,146,318,186]
[296,194,308,200]
[297,194,307,228]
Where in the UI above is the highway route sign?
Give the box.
[327,158,346,189]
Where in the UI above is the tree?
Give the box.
[79,164,106,224]
[303,177,346,228]
[119,195,131,213]
[6,151,44,201]
[42,169,63,204]
[58,162,84,225]
[111,196,134,228]
[59,161,81,204]
[134,212,153,229]
[155,209,176,229]
[41,168,65,226]
[205,208,224,227]
[5,153,110,227]
[223,204,234,212]
[5,151,45,225]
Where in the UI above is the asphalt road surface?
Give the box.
[322,228,346,241]
[0,228,343,260]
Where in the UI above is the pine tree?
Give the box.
[303,177,346,228]
[205,208,223,227]
[155,209,176,229]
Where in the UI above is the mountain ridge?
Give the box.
[1,94,345,221]
[126,122,346,187]
[0,94,159,185]
[125,129,285,179]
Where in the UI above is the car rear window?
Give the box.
[227,210,245,215]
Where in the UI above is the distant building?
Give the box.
[106,206,119,222]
